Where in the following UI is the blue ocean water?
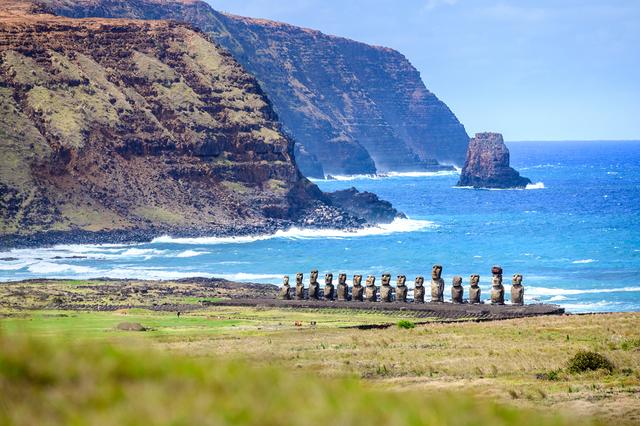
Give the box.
[1,141,639,313]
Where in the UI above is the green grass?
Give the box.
[0,331,588,426]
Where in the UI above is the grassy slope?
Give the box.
[0,332,585,426]
[1,280,639,424]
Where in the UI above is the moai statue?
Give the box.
[451,276,464,303]
[352,275,364,301]
[468,274,481,304]
[295,272,305,300]
[365,275,377,302]
[395,275,408,303]
[278,275,291,300]
[490,266,505,305]
[336,273,349,301]
[430,265,445,302]
[510,274,524,305]
[308,269,320,300]
[323,273,335,301]
[380,273,393,302]
[413,276,425,303]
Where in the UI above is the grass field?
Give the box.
[1,279,639,425]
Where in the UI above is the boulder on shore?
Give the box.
[457,133,531,189]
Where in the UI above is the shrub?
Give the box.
[397,320,416,329]
[536,369,561,381]
[567,351,614,374]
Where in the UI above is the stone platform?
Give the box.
[210,299,564,321]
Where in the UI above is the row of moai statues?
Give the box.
[278,266,525,305]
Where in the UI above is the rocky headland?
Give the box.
[457,133,532,189]
[39,0,470,178]
[0,1,401,248]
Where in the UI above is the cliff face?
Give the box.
[43,0,470,178]
[0,1,374,243]
[457,133,532,189]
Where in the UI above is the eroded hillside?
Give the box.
[42,0,470,178]
[0,1,362,244]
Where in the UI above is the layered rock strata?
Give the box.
[42,0,470,178]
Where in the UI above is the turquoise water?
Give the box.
[1,141,639,313]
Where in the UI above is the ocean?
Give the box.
[1,141,639,313]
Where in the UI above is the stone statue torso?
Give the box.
[365,275,377,302]
[380,273,393,302]
[351,275,364,301]
[430,265,445,302]
[336,273,349,301]
[308,270,320,300]
[295,272,305,300]
[413,276,425,303]
[323,273,335,300]
[395,275,407,302]
[468,274,481,304]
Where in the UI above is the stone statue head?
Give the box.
[310,269,318,282]
[470,274,480,287]
[324,273,333,285]
[492,275,502,287]
[432,265,443,280]
[381,273,391,286]
[366,275,376,287]
[283,275,290,286]
[396,275,406,287]
[338,273,347,285]
[512,274,523,285]
[491,265,503,276]
[296,272,303,285]
[452,276,462,287]
[353,274,363,286]
[414,276,424,287]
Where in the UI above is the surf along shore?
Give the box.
[1,278,638,424]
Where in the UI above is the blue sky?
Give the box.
[209,0,639,141]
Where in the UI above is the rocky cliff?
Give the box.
[0,1,397,247]
[457,133,531,189]
[41,0,470,178]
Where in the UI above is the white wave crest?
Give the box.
[175,250,209,258]
[526,285,640,297]
[525,182,545,190]
[572,259,597,264]
[548,295,568,302]
[27,262,99,274]
[151,218,437,245]
[384,170,460,178]
[309,170,460,182]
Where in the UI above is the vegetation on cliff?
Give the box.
[0,1,398,244]
[43,0,470,178]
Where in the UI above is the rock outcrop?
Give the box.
[0,1,402,246]
[41,0,470,178]
[457,133,532,189]
[325,187,405,224]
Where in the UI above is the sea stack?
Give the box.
[457,133,532,189]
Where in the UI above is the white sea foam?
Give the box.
[560,301,620,312]
[548,295,568,302]
[384,170,460,178]
[526,285,640,297]
[525,182,545,190]
[175,250,209,258]
[27,262,99,274]
[309,170,460,182]
[572,259,597,264]
[453,182,545,191]
[151,218,436,245]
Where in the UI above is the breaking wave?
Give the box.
[309,170,460,182]
[526,285,640,297]
[572,259,597,264]
[151,218,437,245]
[525,182,545,190]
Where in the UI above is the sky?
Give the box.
[208,0,639,141]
